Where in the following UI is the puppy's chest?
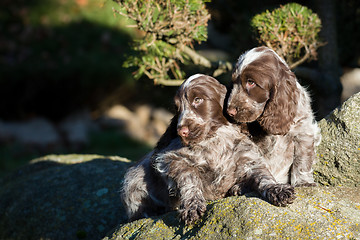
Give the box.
[253,134,294,183]
[199,134,244,199]
[254,134,293,158]
[194,129,240,171]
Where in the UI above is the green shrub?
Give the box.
[113,0,211,85]
[251,3,323,69]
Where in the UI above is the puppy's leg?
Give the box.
[121,164,149,220]
[122,152,170,221]
[291,131,319,187]
[177,172,207,225]
[159,153,207,225]
[247,164,296,206]
[232,143,296,206]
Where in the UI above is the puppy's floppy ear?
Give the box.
[155,113,179,151]
[205,75,227,107]
[258,63,300,135]
[218,82,228,107]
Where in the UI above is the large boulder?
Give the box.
[105,187,360,239]
[0,93,359,239]
[314,92,360,187]
[0,155,132,240]
[104,92,360,239]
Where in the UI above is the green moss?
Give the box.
[31,154,131,164]
[106,188,360,239]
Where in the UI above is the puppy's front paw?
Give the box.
[227,184,243,196]
[264,184,296,207]
[180,197,206,225]
[227,182,249,196]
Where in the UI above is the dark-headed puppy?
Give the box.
[122,74,296,225]
[227,46,321,187]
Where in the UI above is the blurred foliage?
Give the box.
[0,0,137,120]
[251,3,323,69]
[113,0,211,85]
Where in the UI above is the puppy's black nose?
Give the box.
[227,108,237,117]
[178,126,189,138]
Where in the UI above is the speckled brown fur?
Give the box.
[227,47,321,186]
[121,74,296,225]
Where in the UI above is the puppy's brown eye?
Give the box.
[192,97,203,107]
[246,79,256,88]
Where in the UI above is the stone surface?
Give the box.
[314,92,360,187]
[0,117,61,148]
[58,110,97,148]
[1,93,360,239]
[0,105,173,150]
[341,68,360,102]
[105,187,360,240]
[103,92,360,239]
[101,104,173,146]
[0,154,132,240]
[0,110,97,150]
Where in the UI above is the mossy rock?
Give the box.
[0,154,132,240]
[314,92,360,187]
[104,93,360,239]
[105,187,360,239]
[1,93,360,239]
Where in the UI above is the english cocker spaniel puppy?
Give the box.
[227,46,321,187]
[121,74,296,225]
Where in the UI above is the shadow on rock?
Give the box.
[0,154,132,240]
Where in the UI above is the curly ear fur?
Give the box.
[214,79,227,107]
[202,75,227,108]
[258,62,300,135]
[155,114,179,151]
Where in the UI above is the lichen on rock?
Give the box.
[1,93,360,239]
[105,188,360,239]
[314,92,360,187]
